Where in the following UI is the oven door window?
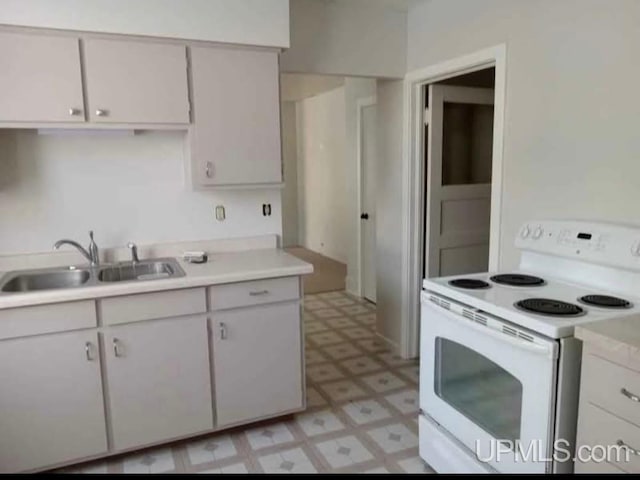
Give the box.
[434,337,523,443]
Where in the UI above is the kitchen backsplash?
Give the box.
[0,130,282,254]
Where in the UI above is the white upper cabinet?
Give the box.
[190,46,282,186]
[84,39,190,124]
[0,32,84,123]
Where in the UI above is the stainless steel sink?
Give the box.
[98,259,185,283]
[0,258,185,293]
[1,268,91,293]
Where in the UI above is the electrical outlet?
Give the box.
[262,203,272,216]
[215,205,225,221]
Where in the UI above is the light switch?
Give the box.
[215,205,226,221]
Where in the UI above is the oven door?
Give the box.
[420,292,559,474]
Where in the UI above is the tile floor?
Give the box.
[59,291,432,474]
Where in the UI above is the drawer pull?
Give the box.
[249,290,269,296]
[617,439,640,456]
[113,337,122,357]
[621,388,640,403]
[85,341,94,361]
[219,322,227,340]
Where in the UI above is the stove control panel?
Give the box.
[516,220,640,270]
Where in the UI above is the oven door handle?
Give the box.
[431,302,556,357]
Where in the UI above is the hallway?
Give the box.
[285,247,347,294]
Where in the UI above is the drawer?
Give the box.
[577,402,640,473]
[100,288,206,325]
[581,352,640,425]
[209,277,299,311]
[0,301,96,340]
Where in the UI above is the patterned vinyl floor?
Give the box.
[59,291,433,474]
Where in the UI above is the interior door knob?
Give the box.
[361,213,369,220]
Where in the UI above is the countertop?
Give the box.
[575,315,640,363]
[0,248,313,310]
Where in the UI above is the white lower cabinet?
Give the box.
[0,277,305,473]
[0,330,107,473]
[104,316,213,450]
[212,302,303,426]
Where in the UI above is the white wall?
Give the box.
[375,80,404,349]
[281,0,407,78]
[0,0,290,47]
[407,0,640,268]
[281,102,299,247]
[296,86,349,263]
[0,131,282,254]
[343,78,377,296]
[281,74,345,102]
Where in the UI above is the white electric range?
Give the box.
[419,220,640,474]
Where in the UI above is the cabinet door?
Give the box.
[84,39,189,124]
[104,316,213,450]
[212,302,303,426]
[190,46,282,186]
[0,331,106,473]
[0,32,84,123]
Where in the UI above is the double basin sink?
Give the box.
[0,258,186,293]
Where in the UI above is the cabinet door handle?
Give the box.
[85,341,94,361]
[113,337,122,357]
[219,322,227,340]
[621,388,640,403]
[205,161,213,178]
[249,290,269,296]
[95,109,108,117]
[69,108,81,116]
[617,439,640,456]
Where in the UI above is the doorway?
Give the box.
[401,45,507,358]
[423,69,495,279]
[279,74,379,299]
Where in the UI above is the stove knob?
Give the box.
[520,225,531,239]
[632,240,640,257]
[533,227,544,239]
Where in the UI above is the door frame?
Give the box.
[356,95,377,298]
[401,44,507,358]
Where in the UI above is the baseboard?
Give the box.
[345,276,359,297]
[376,330,402,356]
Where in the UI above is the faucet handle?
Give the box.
[89,230,94,241]
[127,242,140,263]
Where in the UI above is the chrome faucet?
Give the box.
[54,231,100,266]
[127,242,140,264]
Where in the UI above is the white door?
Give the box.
[0,331,107,473]
[212,302,303,426]
[420,293,558,474]
[361,102,377,302]
[104,316,213,450]
[425,85,494,278]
